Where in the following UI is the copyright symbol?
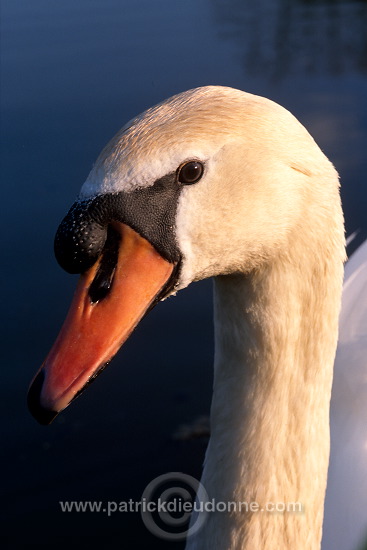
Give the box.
[140,472,208,541]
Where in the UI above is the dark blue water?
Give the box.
[1,1,367,548]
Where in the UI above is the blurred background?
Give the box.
[1,0,367,548]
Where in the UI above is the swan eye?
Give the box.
[178,161,204,184]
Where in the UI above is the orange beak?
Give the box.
[28,222,176,424]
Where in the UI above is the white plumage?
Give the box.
[323,239,367,550]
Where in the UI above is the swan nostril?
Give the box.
[88,226,120,303]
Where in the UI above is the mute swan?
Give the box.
[323,237,367,550]
[27,86,367,550]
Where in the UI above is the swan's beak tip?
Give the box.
[27,369,59,426]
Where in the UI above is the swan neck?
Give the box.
[188,256,343,550]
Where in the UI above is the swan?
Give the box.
[323,237,367,550]
[27,86,367,549]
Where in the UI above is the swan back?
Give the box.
[323,239,367,550]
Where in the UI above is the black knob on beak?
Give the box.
[54,198,109,274]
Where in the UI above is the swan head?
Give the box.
[27,86,342,424]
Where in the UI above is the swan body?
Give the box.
[27,86,366,549]
[323,239,367,550]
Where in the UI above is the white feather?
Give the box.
[323,240,367,550]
